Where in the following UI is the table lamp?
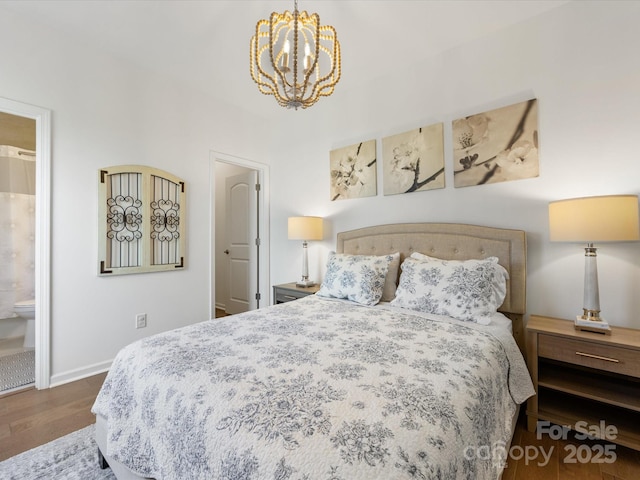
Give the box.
[549,194,639,333]
[288,216,323,287]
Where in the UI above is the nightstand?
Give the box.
[273,282,320,304]
[526,314,640,450]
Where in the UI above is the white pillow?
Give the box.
[390,254,509,322]
[317,252,394,306]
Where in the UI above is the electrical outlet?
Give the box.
[135,313,147,329]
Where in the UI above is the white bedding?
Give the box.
[92,295,534,479]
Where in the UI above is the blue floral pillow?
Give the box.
[317,252,394,306]
[390,254,509,322]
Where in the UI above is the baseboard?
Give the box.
[49,359,112,388]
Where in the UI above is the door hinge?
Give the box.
[255,183,261,192]
[255,237,261,246]
[255,292,261,301]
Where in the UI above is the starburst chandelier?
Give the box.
[250,0,341,110]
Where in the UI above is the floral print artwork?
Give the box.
[382,123,445,195]
[453,99,539,187]
[92,295,534,480]
[329,139,377,201]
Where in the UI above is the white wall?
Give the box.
[269,1,640,328]
[0,7,271,384]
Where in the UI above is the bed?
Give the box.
[92,222,534,480]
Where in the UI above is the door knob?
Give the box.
[224,249,230,254]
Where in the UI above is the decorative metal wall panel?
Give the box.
[105,171,143,269]
[98,166,186,276]
[150,174,182,266]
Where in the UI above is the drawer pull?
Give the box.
[575,351,620,363]
[283,295,297,300]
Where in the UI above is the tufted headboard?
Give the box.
[336,223,527,354]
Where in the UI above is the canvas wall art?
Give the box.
[329,139,377,201]
[452,98,539,188]
[382,123,444,196]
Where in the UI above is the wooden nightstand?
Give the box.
[273,282,320,304]
[526,314,640,450]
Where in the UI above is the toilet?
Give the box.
[14,299,35,349]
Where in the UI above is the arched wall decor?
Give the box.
[98,165,186,275]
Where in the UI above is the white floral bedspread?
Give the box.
[92,295,534,480]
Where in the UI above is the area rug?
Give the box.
[0,350,35,392]
[0,424,115,480]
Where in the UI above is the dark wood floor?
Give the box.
[0,372,107,461]
[1,372,639,479]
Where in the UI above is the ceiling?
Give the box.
[1,0,570,119]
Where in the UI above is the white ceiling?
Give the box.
[1,0,570,119]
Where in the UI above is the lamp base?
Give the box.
[296,279,316,288]
[574,315,611,335]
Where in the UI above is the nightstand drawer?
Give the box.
[273,283,320,304]
[539,333,640,378]
[275,290,308,303]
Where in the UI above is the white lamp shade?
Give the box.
[549,195,640,243]
[288,216,323,241]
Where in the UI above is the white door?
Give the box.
[225,171,259,314]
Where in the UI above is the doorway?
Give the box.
[0,97,51,390]
[210,151,270,319]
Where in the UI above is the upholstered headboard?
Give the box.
[336,223,527,354]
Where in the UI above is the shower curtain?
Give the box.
[0,145,36,319]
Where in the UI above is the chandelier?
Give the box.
[250,0,341,110]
